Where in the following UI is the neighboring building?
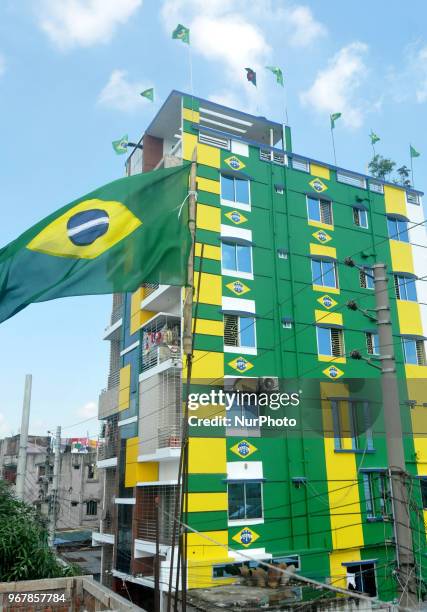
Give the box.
[0,434,102,531]
[93,90,427,608]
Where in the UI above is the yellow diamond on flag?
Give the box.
[230,439,258,458]
[228,356,254,373]
[312,230,332,244]
[226,280,251,296]
[225,210,248,225]
[323,365,344,380]
[309,177,328,193]
[317,295,337,310]
[27,199,142,260]
[232,527,260,548]
[224,156,246,171]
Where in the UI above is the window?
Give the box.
[311,259,338,288]
[71,500,79,507]
[87,463,96,480]
[307,197,333,225]
[292,157,310,172]
[86,500,98,516]
[402,338,426,365]
[331,400,373,451]
[224,314,256,349]
[199,131,230,150]
[359,267,374,290]
[336,170,366,189]
[213,555,300,579]
[387,217,409,242]
[228,481,262,521]
[394,275,417,301]
[420,478,427,509]
[362,471,391,521]
[366,332,379,355]
[220,174,250,207]
[345,562,377,597]
[353,207,368,228]
[227,399,260,436]
[316,326,344,357]
[221,242,252,275]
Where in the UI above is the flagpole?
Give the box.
[331,127,337,167]
[410,154,414,188]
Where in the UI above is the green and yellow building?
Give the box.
[92,91,427,609]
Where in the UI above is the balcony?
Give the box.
[135,485,178,547]
[141,345,181,375]
[140,285,181,314]
[98,416,118,463]
[140,314,181,378]
[98,385,119,419]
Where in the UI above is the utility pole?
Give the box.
[48,425,61,548]
[373,263,418,607]
[16,374,32,501]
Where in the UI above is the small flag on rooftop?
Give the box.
[370,130,380,145]
[265,65,284,86]
[245,67,257,87]
[172,24,190,44]
[140,88,154,102]
[112,134,128,155]
[330,112,342,130]
[410,145,420,158]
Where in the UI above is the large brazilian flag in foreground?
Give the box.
[0,162,191,324]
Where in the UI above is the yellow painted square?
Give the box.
[196,203,221,232]
[397,301,423,336]
[189,437,226,473]
[310,244,337,259]
[118,364,131,411]
[187,492,228,513]
[390,241,414,275]
[310,163,330,180]
[194,272,222,305]
[384,184,408,217]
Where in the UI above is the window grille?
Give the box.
[224,314,239,347]
[331,329,344,357]
[336,170,367,189]
[369,180,384,194]
[199,131,230,150]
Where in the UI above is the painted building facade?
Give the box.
[93,91,427,608]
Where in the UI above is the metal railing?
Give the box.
[98,417,118,460]
[142,344,181,372]
[142,283,160,298]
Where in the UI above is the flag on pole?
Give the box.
[112,135,128,155]
[330,112,342,129]
[370,130,380,145]
[245,67,257,86]
[140,88,154,102]
[172,24,190,44]
[0,163,192,324]
[265,65,284,86]
[410,145,420,158]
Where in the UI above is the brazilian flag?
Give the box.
[0,163,191,324]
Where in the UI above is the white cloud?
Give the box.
[286,5,327,47]
[300,42,369,129]
[98,69,151,112]
[76,401,97,419]
[39,0,142,49]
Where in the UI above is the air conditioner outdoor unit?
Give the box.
[257,377,279,393]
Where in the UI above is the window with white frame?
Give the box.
[221,242,252,276]
[402,338,426,365]
[316,326,345,358]
[228,481,263,520]
[331,400,373,451]
[353,207,369,228]
[359,267,374,289]
[224,314,256,349]
[394,275,417,301]
[366,332,380,355]
[307,196,333,225]
[387,217,409,242]
[311,259,338,288]
[220,174,250,208]
[362,471,391,521]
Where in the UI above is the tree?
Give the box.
[368,154,396,181]
[395,165,412,187]
[0,480,77,581]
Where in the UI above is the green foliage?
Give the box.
[395,165,412,187]
[0,480,78,581]
[368,154,396,180]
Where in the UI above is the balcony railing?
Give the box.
[158,425,181,449]
[98,418,118,460]
[142,283,160,298]
[110,304,123,325]
[142,344,181,373]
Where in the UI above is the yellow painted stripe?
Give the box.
[318,355,346,364]
[193,318,224,336]
[186,349,224,380]
[187,492,228,512]
[194,271,222,305]
[390,241,414,275]
[125,437,159,487]
[183,108,200,123]
[182,132,221,168]
[118,364,131,411]
[310,163,330,180]
[384,184,408,217]
[310,243,337,259]
[189,437,226,474]
[197,203,221,232]
[315,309,343,326]
[407,379,427,476]
[195,242,221,261]
[405,364,427,379]
[308,219,334,231]
[329,549,361,589]
[397,301,423,336]
[197,176,220,194]
[313,284,340,295]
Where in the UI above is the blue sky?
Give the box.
[0,0,426,439]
